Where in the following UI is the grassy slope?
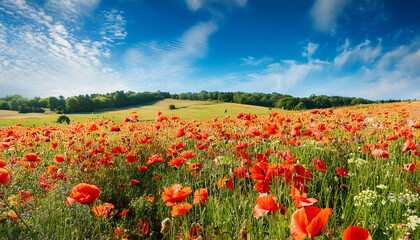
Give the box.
[0,99,274,127]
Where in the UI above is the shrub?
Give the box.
[169,104,176,110]
[56,115,70,124]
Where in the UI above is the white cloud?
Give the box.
[334,39,381,68]
[302,42,319,58]
[310,0,352,33]
[0,0,129,97]
[100,9,127,42]
[184,0,248,12]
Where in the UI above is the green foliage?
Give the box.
[169,104,176,110]
[56,115,70,124]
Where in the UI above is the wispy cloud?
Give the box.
[334,39,382,68]
[100,9,127,42]
[184,0,247,12]
[121,21,218,91]
[240,56,273,66]
[302,42,319,58]
[0,0,128,97]
[310,0,352,34]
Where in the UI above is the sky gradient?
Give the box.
[1,0,420,100]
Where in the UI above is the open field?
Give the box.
[0,101,419,239]
[0,99,273,128]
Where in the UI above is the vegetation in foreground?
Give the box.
[0,101,419,239]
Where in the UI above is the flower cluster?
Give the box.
[407,215,420,231]
[354,189,379,207]
[388,189,419,206]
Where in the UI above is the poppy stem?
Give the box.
[0,192,39,240]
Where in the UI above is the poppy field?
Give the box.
[0,101,419,239]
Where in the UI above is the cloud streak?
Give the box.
[0,0,128,97]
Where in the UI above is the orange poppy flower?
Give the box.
[342,225,372,240]
[290,187,318,208]
[161,184,192,206]
[402,140,416,152]
[0,167,11,185]
[193,188,208,204]
[92,203,114,218]
[290,206,331,240]
[170,202,192,217]
[253,193,286,219]
[215,177,234,191]
[146,154,165,165]
[67,183,101,205]
[186,163,202,169]
[8,210,18,220]
[371,149,389,159]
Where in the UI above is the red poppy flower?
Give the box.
[193,188,208,204]
[54,154,65,163]
[336,167,348,177]
[125,154,136,163]
[67,183,101,205]
[137,219,149,236]
[23,154,40,162]
[234,166,249,180]
[253,193,286,219]
[138,166,148,171]
[251,163,269,181]
[182,151,195,159]
[290,206,332,240]
[342,225,372,240]
[313,158,329,172]
[0,168,11,185]
[145,196,155,203]
[131,179,140,185]
[119,209,129,217]
[0,160,6,167]
[175,128,185,138]
[169,157,186,168]
[161,184,192,206]
[171,202,192,217]
[404,163,417,172]
[290,187,318,208]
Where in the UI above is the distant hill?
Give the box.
[0,90,403,115]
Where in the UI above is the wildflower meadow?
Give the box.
[0,101,419,239]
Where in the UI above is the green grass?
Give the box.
[0,99,274,128]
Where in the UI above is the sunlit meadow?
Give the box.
[0,101,419,240]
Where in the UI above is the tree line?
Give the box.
[0,91,170,113]
[0,90,402,114]
[172,91,401,110]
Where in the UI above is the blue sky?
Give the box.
[0,0,419,100]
